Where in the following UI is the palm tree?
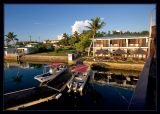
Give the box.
[5,32,19,54]
[86,17,106,56]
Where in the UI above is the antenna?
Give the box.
[39,36,40,42]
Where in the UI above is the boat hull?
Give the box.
[34,68,67,83]
[67,72,89,96]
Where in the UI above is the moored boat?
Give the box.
[67,64,91,96]
[34,63,67,83]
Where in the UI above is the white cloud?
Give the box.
[57,34,64,40]
[71,20,91,34]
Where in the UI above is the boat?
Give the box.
[67,64,91,96]
[34,63,67,83]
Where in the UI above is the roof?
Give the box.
[113,48,126,55]
[95,49,110,54]
[71,64,89,73]
[48,63,64,67]
[132,48,147,55]
[94,35,149,39]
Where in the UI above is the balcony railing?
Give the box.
[94,43,148,47]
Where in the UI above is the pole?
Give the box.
[148,8,155,57]
[30,35,31,43]
[38,37,40,42]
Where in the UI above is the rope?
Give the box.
[127,86,136,109]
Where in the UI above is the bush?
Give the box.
[30,44,55,54]
[46,45,55,51]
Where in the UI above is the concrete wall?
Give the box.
[4,54,68,62]
[24,55,68,62]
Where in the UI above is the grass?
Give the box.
[30,51,68,56]
[85,61,144,71]
[84,57,145,64]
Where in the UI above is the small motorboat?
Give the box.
[67,64,91,96]
[34,63,67,83]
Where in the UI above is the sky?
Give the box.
[4,4,156,41]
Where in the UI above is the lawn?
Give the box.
[84,57,145,64]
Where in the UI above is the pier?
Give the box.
[4,71,72,110]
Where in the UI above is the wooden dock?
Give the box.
[4,71,72,110]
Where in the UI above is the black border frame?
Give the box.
[1,0,159,113]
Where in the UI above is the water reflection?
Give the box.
[4,62,46,93]
[4,61,135,110]
[94,73,139,88]
[12,74,23,84]
[4,62,46,69]
[91,63,141,76]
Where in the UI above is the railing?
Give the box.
[128,57,152,110]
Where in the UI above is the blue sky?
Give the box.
[4,4,156,41]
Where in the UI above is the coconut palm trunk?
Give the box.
[88,40,93,56]
[12,40,17,54]
[86,17,106,56]
[88,33,95,56]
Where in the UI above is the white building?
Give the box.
[92,35,149,58]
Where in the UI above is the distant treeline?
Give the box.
[96,30,149,37]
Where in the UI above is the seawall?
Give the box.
[4,54,68,62]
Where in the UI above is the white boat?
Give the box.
[34,63,67,83]
[67,64,91,96]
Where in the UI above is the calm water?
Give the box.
[4,62,139,110]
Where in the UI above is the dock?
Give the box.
[4,71,72,110]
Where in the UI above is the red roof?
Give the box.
[48,63,64,67]
[71,64,89,73]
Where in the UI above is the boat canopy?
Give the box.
[71,64,89,73]
[48,63,64,68]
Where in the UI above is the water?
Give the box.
[4,62,139,110]
[4,62,46,93]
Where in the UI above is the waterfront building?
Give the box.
[25,43,38,47]
[43,40,59,47]
[92,35,149,59]
[4,47,34,55]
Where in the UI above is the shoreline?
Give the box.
[4,55,68,62]
[84,61,144,71]
[4,55,144,71]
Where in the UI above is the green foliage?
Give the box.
[96,31,107,37]
[86,17,106,38]
[30,64,42,69]
[69,31,80,46]
[57,33,71,46]
[31,44,54,53]
[58,38,69,46]
[16,42,24,47]
[111,30,149,36]
[141,30,149,35]
[5,32,18,48]
[74,36,91,52]
[46,45,55,51]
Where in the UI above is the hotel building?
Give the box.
[92,35,149,58]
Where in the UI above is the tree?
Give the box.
[108,31,111,36]
[86,17,106,56]
[96,31,107,37]
[141,30,149,35]
[5,32,19,53]
[74,36,91,53]
[60,33,70,46]
[69,31,80,46]
[16,42,24,47]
